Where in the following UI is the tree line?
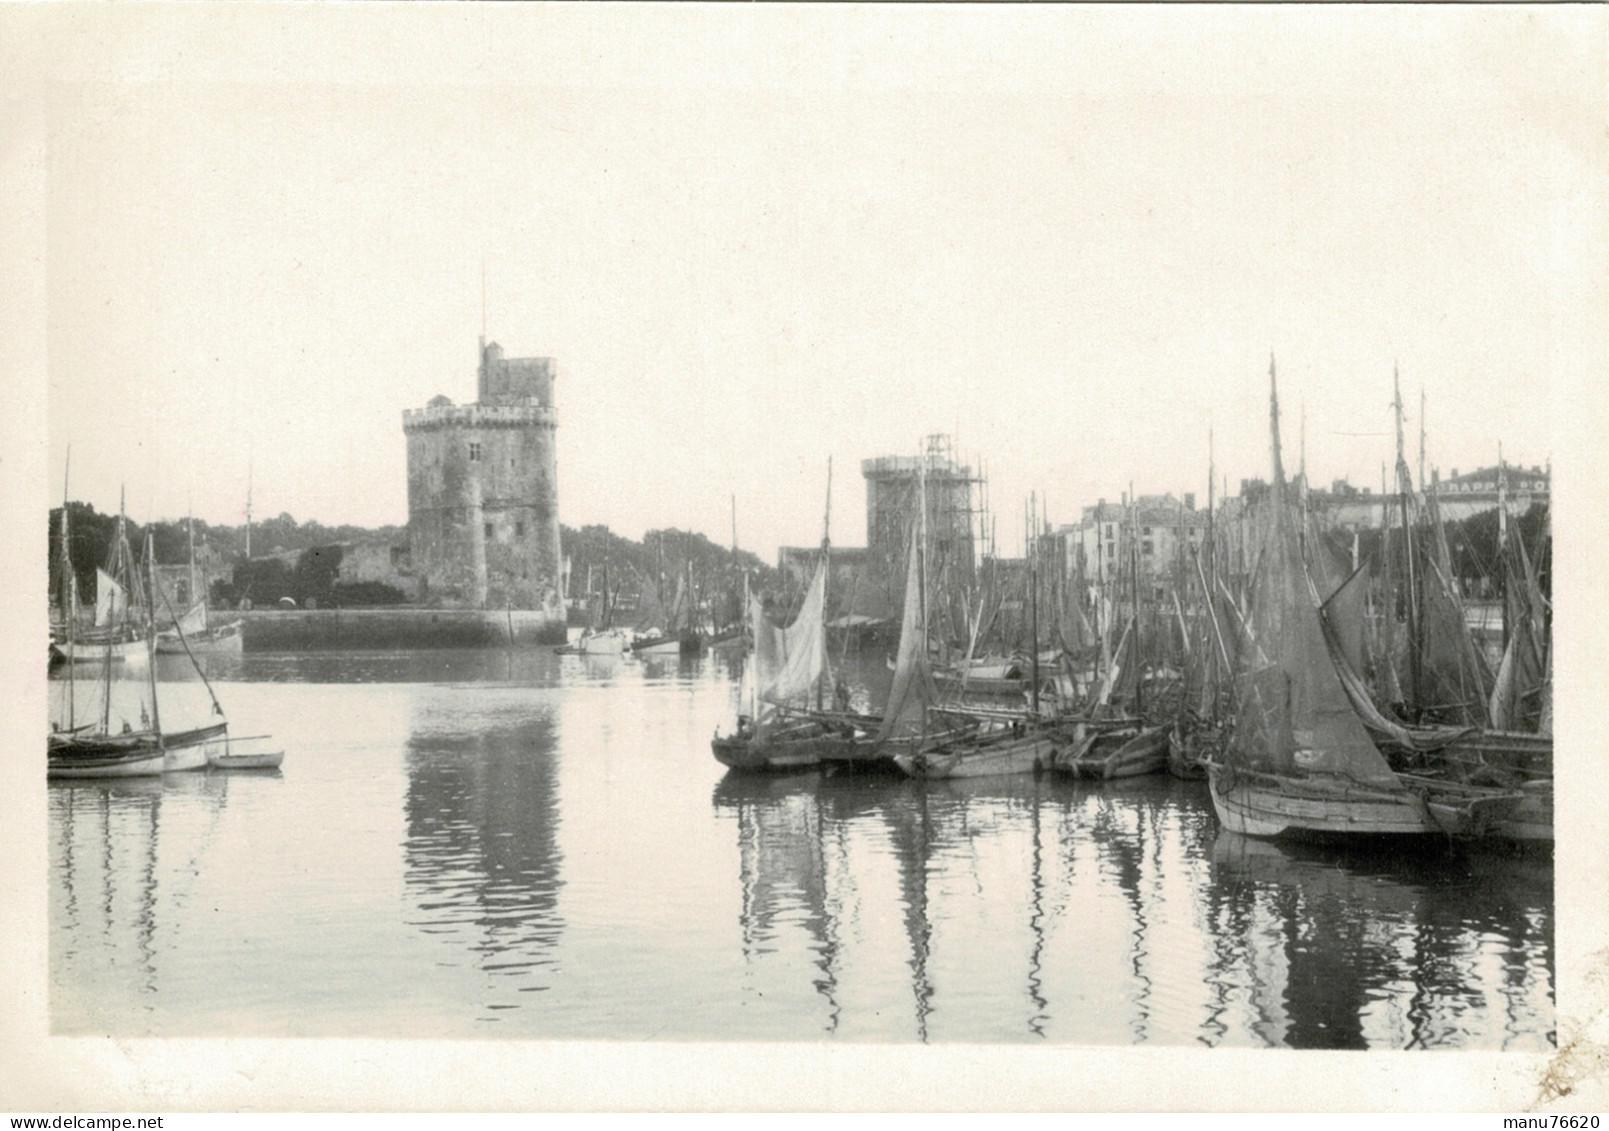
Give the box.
[49,502,777,612]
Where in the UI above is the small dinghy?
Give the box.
[207,735,284,771]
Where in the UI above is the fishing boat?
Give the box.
[574,627,627,655]
[712,564,849,770]
[1059,722,1170,780]
[50,633,148,667]
[884,471,1002,778]
[48,729,167,779]
[156,513,243,653]
[50,494,248,779]
[932,655,1034,698]
[559,562,629,655]
[1318,400,1552,844]
[1205,362,1437,839]
[895,720,1056,779]
[51,555,148,666]
[50,483,165,778]
[713,468,845,771]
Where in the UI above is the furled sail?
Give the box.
[1489,530,1549,732]
[878,524,939,744]
[1228,372,1404,789]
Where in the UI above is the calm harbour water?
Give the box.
[48,647,1554,1048]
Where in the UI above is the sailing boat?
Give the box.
[573,561,627,655]
[713,468,858,771]
[631,549,703,655]
[156,512,243,654]
[1206,360,1437,837]
[50,470,165,776]
[50,523,232,778]
[49,491,149,668]
[1399,456,1552,841]
[888,477,1011,779]
[1055,498,1170,780]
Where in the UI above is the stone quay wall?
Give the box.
[235,607,567,651]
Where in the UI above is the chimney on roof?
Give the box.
[1183,492,1196,511]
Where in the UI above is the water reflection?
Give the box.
[403,699,564,1007]
[50,772,232,1025]
[1206,831,1555,1049]
[48,649,1551,1046]
[713,770,1553,1048]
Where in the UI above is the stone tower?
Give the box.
[861,434,977,613]
[403,338,564,636]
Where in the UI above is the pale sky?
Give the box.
[38,6,1602,562]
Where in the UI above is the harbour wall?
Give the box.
[235,608,568,651]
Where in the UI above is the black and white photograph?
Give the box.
[4,3,1606,1113]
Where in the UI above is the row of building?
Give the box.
[777,438,1549,622]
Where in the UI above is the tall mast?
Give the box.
[1206,427,1216,593]
[818,458,833,712]
[1497,443,1509,652]
[1418,387,1427,500]
[1393,366,1422,716]
[143,531,162,735]
[918,447,928,656]
[188,501,198,618]
[245,459,254,560]
[1029,493,1040,717]
[61,451,75,729]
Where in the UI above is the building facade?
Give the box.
[403,338,564,634]
[1064,493,1205,593]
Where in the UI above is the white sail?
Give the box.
[175,599,208,637]
[762,557,831,710]
[94,568,126,627]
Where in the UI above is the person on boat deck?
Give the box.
[833,678,851,713]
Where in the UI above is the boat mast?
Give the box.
[1129,479,1142,718]
[1393,366,1423,717]
[1207,427,1216,597]
[188,500,199,626]
[61,450,75,730]
[1497,443,1509,652]
[1028,492,1040,717]
[102,487,129,736]
[818,457,832,712]
[245,459,253,561]
[143,530,162,736]
[918,445,928,686]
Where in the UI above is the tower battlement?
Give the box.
[402,336,564,639]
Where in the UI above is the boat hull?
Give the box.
[1207,765,1436,838]
[711,731,855,771]
[209,750,284,770]
[1058,725,1170,779]
[894,732,1055,779]
[161,721,230,772]
[48,731,166,779]
[1167,727,1209,780]
[50,637,148,666]
[155,622,244,654]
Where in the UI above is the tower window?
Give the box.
[469,442,482,462]
[485,523,494,540]
[515,521,525,537]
